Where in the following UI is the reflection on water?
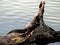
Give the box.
[0,0,60,45]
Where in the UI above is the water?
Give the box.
[0,0,60,45]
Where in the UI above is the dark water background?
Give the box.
[0,0,60,45]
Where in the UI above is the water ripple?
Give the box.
[0,0,60,37]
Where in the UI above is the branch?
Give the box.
[0,0,60,45]
[28,31,60,45]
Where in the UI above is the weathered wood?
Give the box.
[7,0,60,45]
[0,36,16,45]
[0,0,60,45]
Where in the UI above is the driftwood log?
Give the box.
[0,0,60,45]
[0,36,16,45]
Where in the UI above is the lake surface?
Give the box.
[0,0,60,45]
